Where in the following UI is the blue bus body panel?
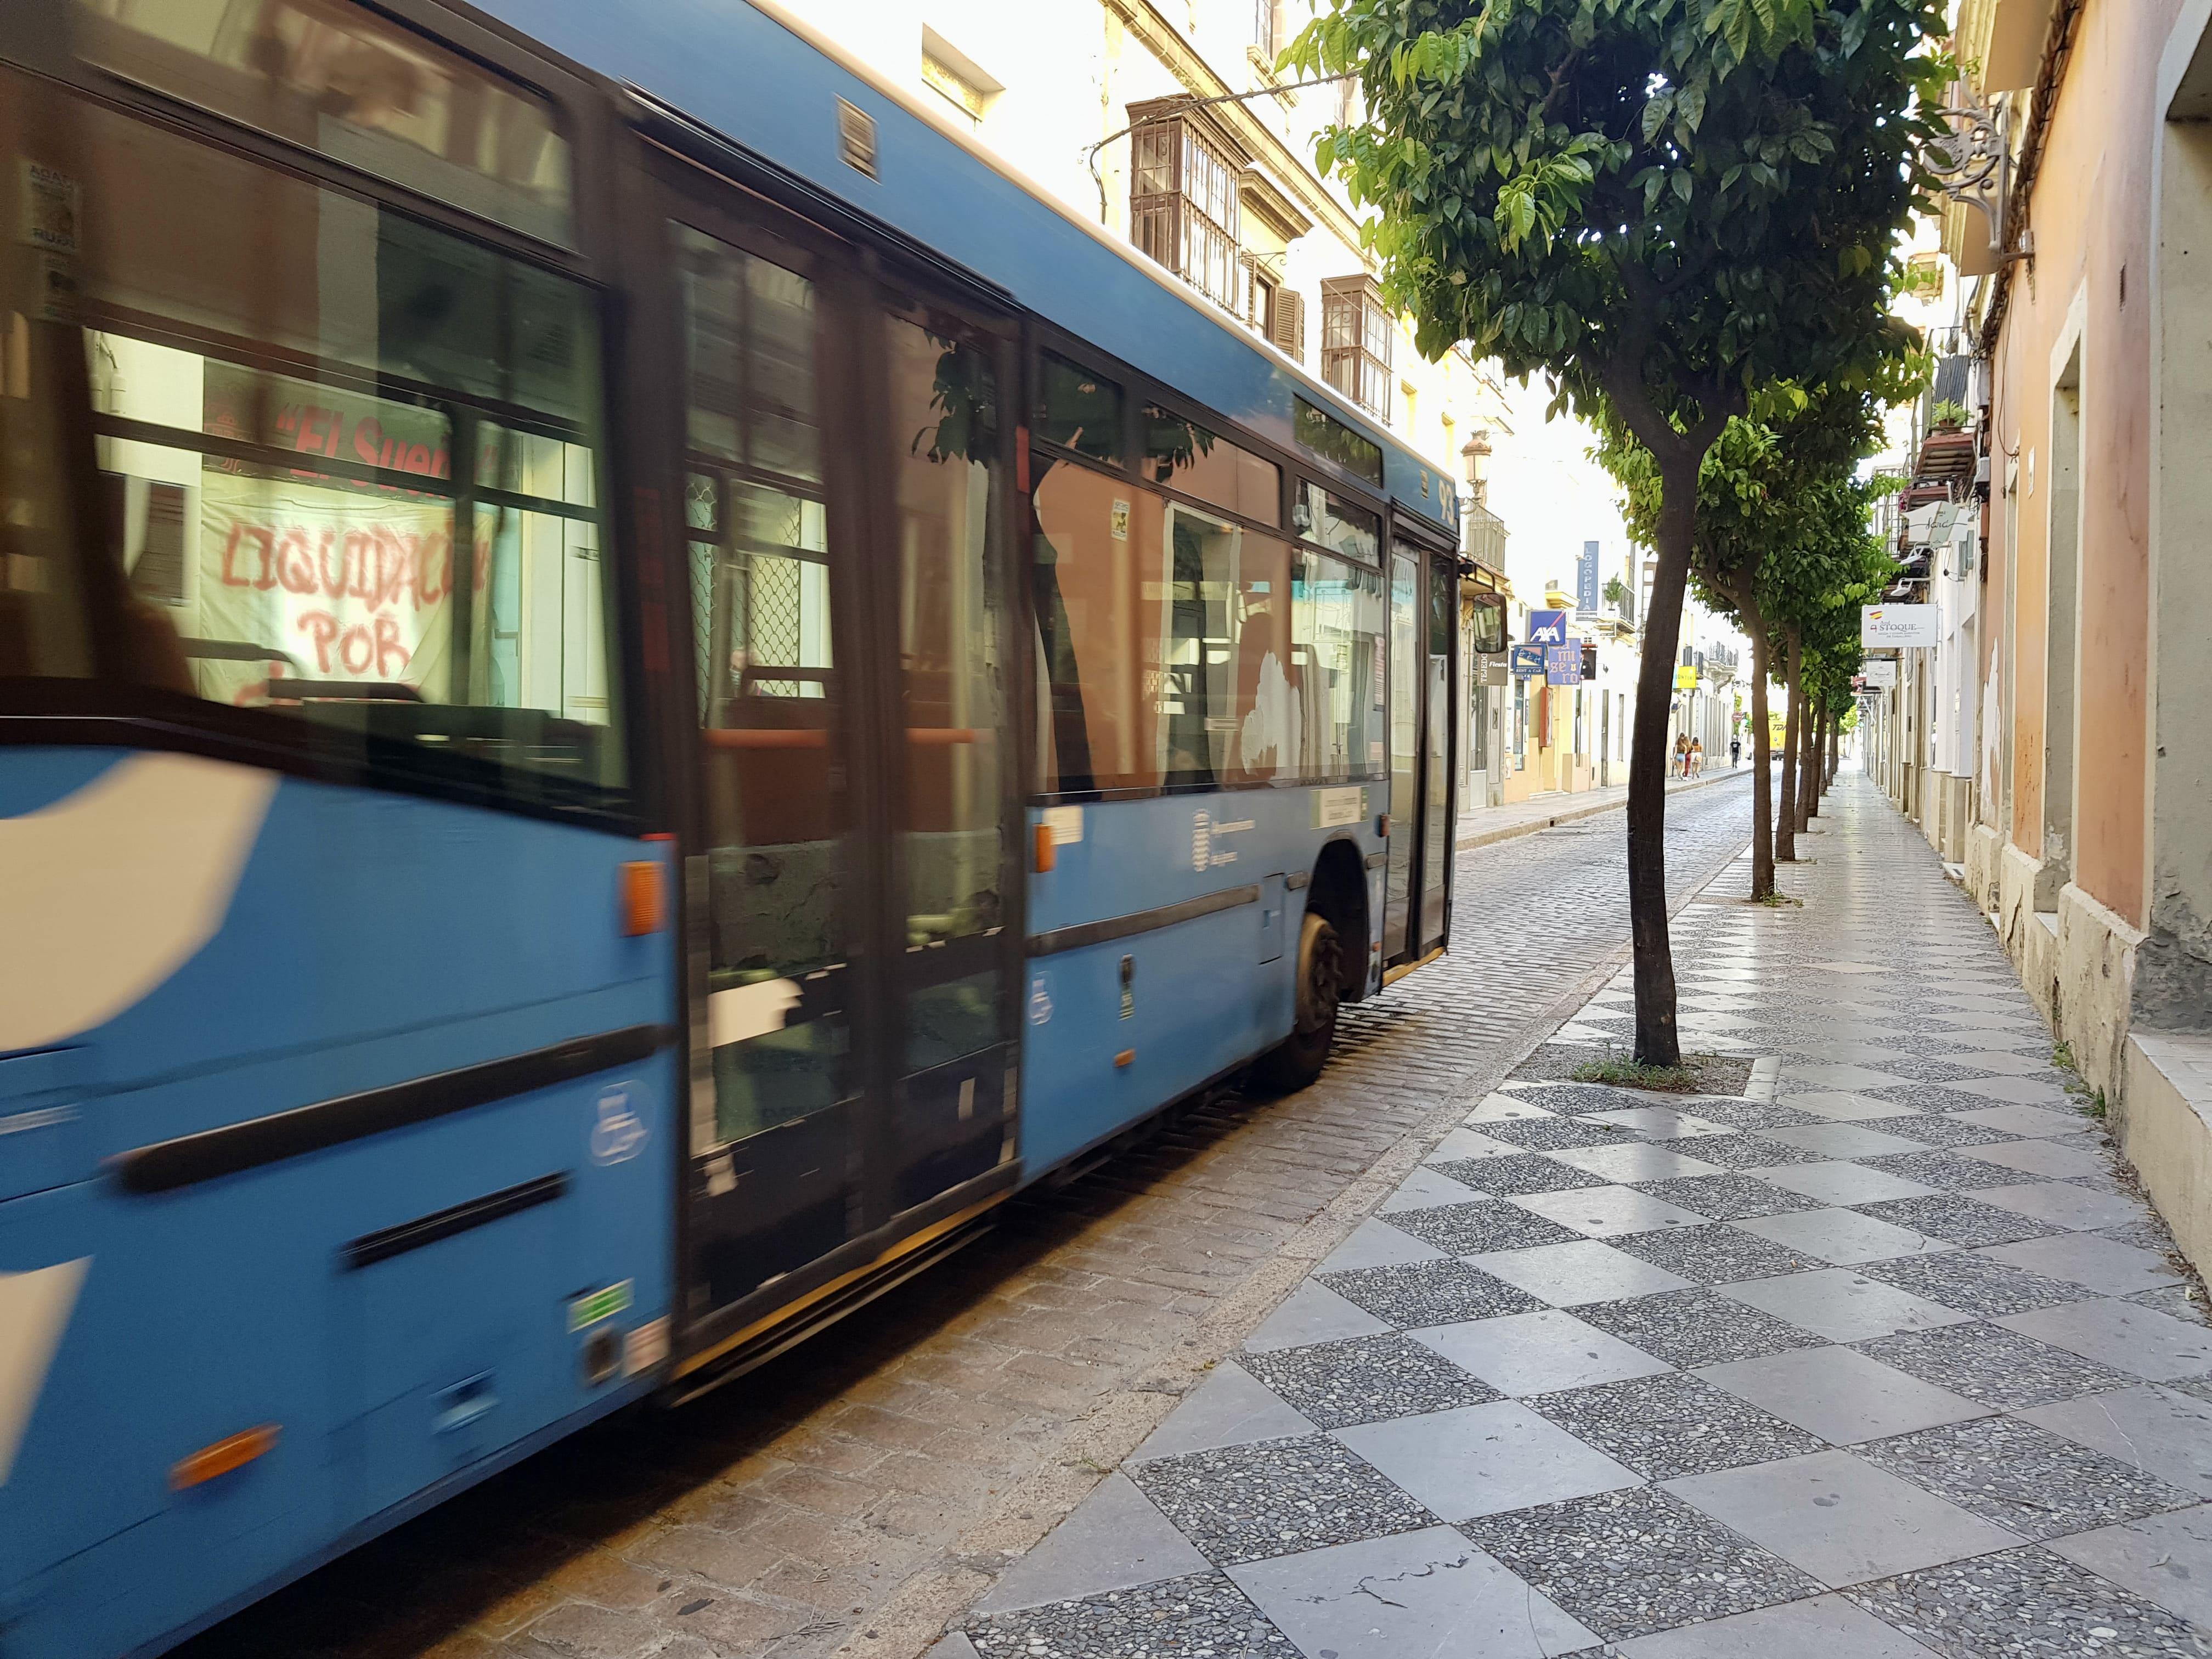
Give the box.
[0,753,676,1659]
[470,0,1459,537]
[0,3,1449,1649]
[1019,787,1381,1177]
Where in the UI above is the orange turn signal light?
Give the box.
[1034,822,1056,873]
[172,1424,279,1490]
[621,860,667,936]
[1114,1048,1136,1068]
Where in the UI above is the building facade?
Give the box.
[1864,0,2212,1277]
[777,0,1530,845]
[778,0,1511,518]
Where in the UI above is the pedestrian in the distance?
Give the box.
[1674,733,1689,777]
[1730,735,1742,768]
[1690,738,1703,776]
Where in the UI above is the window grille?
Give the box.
[1321,275,1392,421]
[1128,101,1245,315]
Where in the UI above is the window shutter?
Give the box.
[1271,287,1306,361]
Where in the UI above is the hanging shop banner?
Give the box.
[1859,658,1899,689]
[1510,644,1547,678]
[1544,644,1583,686]
[1861,603,1938,648]
[1527,608,1569,645]
[1674,664,1699,690]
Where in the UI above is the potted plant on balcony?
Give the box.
[1929,398,1969,434]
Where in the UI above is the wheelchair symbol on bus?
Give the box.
[590,1084,650,1165]
[1027,973,1054,1026]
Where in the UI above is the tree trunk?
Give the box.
[1805,712,1822,822]
[1799,699,1819,827]
[1741,598,1776,902]
[1829,712,1841,788]
[1626,454,1696,1068]
[1777,631,1802,863]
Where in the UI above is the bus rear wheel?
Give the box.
[1252,912,1341,1094]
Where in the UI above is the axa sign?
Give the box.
[1527,608,1569,645]
[1861,604,1938,648]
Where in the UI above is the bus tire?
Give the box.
[1252,912,1341,1094]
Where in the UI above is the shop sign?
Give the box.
[1510,644,1547,678]
[1527,608,1569,645]
[1544,644,1583,685]
[1859,658,1899,689]
[1861,603,1938,647]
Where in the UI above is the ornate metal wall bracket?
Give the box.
[1926,82,2033,272]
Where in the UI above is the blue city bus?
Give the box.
[0,1,1460,1651]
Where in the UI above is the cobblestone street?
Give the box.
[941,774,2212,1659]
[184,778,1764,1659]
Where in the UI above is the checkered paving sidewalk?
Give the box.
[934,775,2212,1659]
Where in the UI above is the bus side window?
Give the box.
[1031,460,1160,794]
[54,94,622,802]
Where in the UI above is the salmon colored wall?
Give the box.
[1988,0,2170,924]
[2071,0,2165,926]
[1991,180,2057,861]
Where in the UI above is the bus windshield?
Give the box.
[0,61,623,810]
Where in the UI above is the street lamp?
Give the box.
[1461,429,1491,507]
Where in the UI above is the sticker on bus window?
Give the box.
[1313,786,1364,829]
[1109,499,1130,540]
[20,162,80,254]
[1042,805,1084,844]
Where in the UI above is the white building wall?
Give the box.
[776,0,1508,492]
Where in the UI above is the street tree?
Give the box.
[1788,503,1892,823]
[1765,471,1891,860]
[1595,406,1785,896]
[1288,0,1945,1063]
[1595,380,1889,900]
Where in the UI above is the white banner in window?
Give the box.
[196,471,479,702]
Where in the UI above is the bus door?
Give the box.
[646,161,1019,1350]
[1418,547,1457,954]
[1383,537,1457,970]
[863,291,1023,1222]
